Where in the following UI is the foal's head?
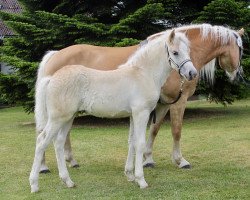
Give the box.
[217,28,244,81]
[167,30,197,81]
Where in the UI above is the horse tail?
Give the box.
[37,51,58,83]
[35,76,51,133]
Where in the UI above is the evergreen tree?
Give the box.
[0,0,249,111]
[0,0,177,112]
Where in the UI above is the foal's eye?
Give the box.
[173,51,179,56]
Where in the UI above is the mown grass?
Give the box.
[0,99,249,199]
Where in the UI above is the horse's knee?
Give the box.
[172,126,182,141]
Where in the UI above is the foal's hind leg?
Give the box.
[36,130,50,173]
[143,104,170,168]
[54,119,75,188]
[170,97,191,169]
[29,122,62,193]
[64,132,79,168]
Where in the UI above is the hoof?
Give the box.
[143,163,155,168]
[72,164,80,168]
[124,171,135,182]
[30,185,39,193]
[136,178,148,189]
[181,164,191,169]
[39,169,51,174]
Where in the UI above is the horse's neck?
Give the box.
[186,28,228,70]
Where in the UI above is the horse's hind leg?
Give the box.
[29,122,62,193]
[170,97,191,169]
[64,132,79,168]
[54,119,75,188]
[143,104,170,168]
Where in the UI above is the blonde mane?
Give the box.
[176,23,241,45]
[176,23,242,84]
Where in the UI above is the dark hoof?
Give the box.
[72,164,80,168]
[181,164,191,169]
[39,169,51,174]
[143,163,155,168]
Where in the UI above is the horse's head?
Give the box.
[217,28,244,81]
[167,30,197,81]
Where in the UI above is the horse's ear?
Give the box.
[237,28,244,36]
[169,29,175,44]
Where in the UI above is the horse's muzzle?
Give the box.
[188,70,197,81]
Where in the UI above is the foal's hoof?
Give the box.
[30,185,39,193]
[39,169,51,174]
[124,171,135,182]
[181,164,191,169]
[143,163,155,168]
[136,178,148,189]
[64,179,75,188]
[71,164,80,168]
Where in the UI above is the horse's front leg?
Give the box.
[169,95,191,169]
[132,110,150,189]
[143,104,170,167]
[64,132,79,168]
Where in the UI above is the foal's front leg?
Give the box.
[124,117,135,181]
[169,95,191,168]
[132,110,150,189]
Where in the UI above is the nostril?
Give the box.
[189,70,197,80]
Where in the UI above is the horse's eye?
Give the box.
[173,51,179,56]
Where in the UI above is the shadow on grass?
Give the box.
[20,104,248,128]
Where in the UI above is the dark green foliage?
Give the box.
[0,0,250,112]
[194,0,250,104]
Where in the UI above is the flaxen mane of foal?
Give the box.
[37,23,244,173]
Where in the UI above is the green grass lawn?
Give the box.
[0,99,249,199]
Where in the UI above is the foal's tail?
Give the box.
[35,76,51,133]
[35,51,57,133]
[37,51,58,83]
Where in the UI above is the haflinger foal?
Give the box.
[30,30,197,192]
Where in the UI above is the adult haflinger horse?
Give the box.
[30,30,197,192]
[36,23,244,173]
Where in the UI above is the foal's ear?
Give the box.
[169,29,175,44]
[237,28,244,36]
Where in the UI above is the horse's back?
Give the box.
[44,44,138,77]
